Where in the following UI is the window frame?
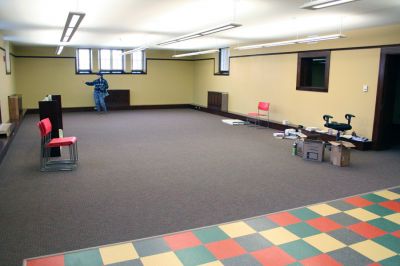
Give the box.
[131,50,147,74]
[218,47,230,75]
[296,51,331,92]
[76,48,93,74]
[99,48,124,73]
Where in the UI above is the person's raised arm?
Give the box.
[85,81,94,86]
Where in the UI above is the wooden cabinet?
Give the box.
[8,94,23,122]
[207,91,228,112]
[105,90,130,110]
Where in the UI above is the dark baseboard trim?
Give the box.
[26,104,192,114]
[0,111,27,166]
[190,105,372,151]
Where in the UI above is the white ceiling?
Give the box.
[0,0,399,51]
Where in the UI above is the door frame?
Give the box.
[372,45,400,150]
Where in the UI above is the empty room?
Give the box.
[1,0,400,265]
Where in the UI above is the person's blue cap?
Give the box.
[96,73,103,76]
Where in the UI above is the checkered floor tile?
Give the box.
[24,187,400,266]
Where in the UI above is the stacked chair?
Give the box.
[37,118,78,171]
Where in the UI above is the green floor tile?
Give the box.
[280,240,321,260]
[285,222,321,238]
[65,249,103,266]
[369,218,400,233]
[373,234,400,253]
[364,205,395,216]
[361,194,388,203]
[175,245,216,266]
[379,255,400,266]
[193,226,229,243]
[290,208,320,220]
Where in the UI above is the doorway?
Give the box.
[373,46,400,150]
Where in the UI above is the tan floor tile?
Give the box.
[350,240,396,262]
[345,208,380,222]
[219,221,256,238]
[260,227,299,245]
[303,233,346,253]
[141,252,183,266]
[99,242,138,265]
[307,204,341,216]
[374,190,400,200]
[384,213,400,225]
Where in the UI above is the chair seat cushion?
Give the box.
[46,137,77,147]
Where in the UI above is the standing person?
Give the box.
[85,73,109,112]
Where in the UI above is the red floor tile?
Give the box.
[344,196,374,207]
[348,222,387,239]
[267,212,301,226]
[306,217,342,232]
[163,231,201,250]
[205,238,246,260]
[301,254,342,266]
[379,201,400,212]
[251,246,296,266]
[26,255,64,266]
[392,230,400,238]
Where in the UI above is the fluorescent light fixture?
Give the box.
[301,0,360,10]
[122,47,146,55]
[296,34,345,43]
[56,46,64,55]
[172,49,219,58]
[235,33,345,50]
[60,12,85,42]
[158,23,241,46]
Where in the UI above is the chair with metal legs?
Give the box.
[247,102,270,127]
[37,118,78,171]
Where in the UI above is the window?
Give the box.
[99,49,124,73]
[76,48,92,73]
[219,47,230,74]
[297,51,330,92]
[131,50,146,73]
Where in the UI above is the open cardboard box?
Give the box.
[329,141,356,167]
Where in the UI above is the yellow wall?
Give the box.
[0,33,17,123]
[14,48,194,108]
[193,24,400,139]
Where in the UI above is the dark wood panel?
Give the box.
[105,90,130,110]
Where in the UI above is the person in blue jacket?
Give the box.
[85,73,109,112]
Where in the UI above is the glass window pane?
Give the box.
[131,51,145,71]
[219,48,230,72]
[100,49,111,70]
[112,50,123,70]
[77,49,90,71]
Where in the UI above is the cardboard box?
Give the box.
[303,139,325,162]
[329,141,356,167]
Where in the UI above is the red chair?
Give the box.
[247,102,270,127]
[37,118,78,171]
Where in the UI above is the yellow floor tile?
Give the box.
[307,204,341,216]
[345,208,380,222]
[303,233,346,253]
[199,261,224,266]
[141,251,183,266]
[260,227,299,245]
[384,213,400,225]
[350,240,396,262]
[99,242,138,265]
[373,190,400,200]
[219,221,256,238]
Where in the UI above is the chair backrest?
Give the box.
[258,102,270,111]
[39,118,52,136]
[37,121,45,137]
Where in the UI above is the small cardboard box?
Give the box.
[303,139,325,162]
[329,141,356,167]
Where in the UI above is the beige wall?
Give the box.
[0,33,17,123]
[193,24,400,139]
[14,48,194,108]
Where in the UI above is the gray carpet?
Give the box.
[0,109,399,266]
